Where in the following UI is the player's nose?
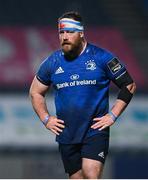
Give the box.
[63,31,69,40]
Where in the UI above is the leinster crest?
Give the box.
[85,60,96,70]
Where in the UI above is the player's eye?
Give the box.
[59,31,64,34]
[68,31,75,33]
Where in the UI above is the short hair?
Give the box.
[58,11,83,23]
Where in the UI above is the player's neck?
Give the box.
[64,40,87,60]
[80,40,87,56]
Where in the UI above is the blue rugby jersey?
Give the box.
[36,43,127,144]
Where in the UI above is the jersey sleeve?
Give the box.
[36,56,53,86]
[100,49,127,81]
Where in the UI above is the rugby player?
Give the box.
[29,11,136,179]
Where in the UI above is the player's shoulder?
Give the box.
[88,43,112,56]
[40,50,62,69]
[87,43,114,63]
[45,49,62,62]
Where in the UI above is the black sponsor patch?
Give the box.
[107,58,123,74]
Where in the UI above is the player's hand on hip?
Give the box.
[45,116,65,135]
[91,114,115,131]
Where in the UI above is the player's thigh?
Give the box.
[81,133,109,163]
[69,169,83,179]
[59,143,82,176]
[81,133,109,178]
[82,158,104,179]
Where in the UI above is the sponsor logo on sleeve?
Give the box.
[107,58,123,74]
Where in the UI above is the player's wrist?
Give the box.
[42,115,50,126]
[108,111,118,122]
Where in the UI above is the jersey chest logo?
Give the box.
[70,74,79,80]
[55,67,64,74]
[85,60,96,71]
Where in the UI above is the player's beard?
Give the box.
[62,40,82,60]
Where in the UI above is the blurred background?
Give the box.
[0,0,148,178]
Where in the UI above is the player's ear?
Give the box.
[80,32,84,38]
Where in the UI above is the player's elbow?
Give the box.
[127,82,136,94]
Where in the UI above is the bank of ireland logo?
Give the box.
[85,60,96,70]
[70,74,79,80]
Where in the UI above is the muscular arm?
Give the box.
[91,82,136,130]
[29,76,65,135]
[29,76,50,120]
[111,82,136,117]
